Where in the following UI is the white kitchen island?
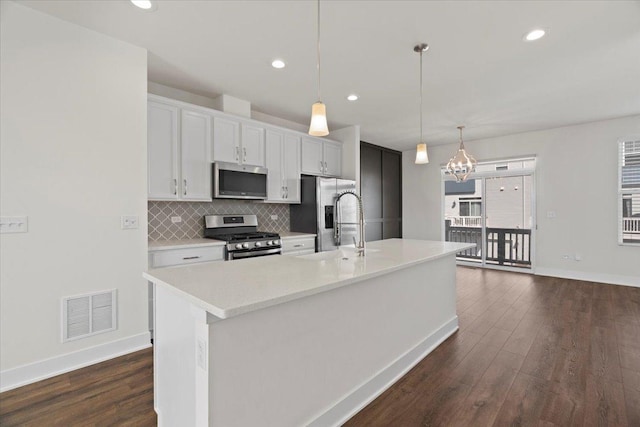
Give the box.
[143,239,474,427]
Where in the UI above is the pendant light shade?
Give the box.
[415,143,429,164]
[309,102,329,136]
[414,43,429,164]
[309,0,329,136]
[446,126,477,182]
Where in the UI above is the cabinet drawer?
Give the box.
[281,237,316,254]
[283,248,316,257]
[150,246,224,268]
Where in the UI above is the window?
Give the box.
[619,139,640,245]
[459,198,482,217]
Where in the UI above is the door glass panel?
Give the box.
[444,179,482,263]
[485,175,532,268]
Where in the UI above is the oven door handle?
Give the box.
[229,248,281,260]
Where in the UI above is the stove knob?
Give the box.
[255,242,262,248]
[274,239,280,246]
[267,240,273,245]
[242,242,249,249]
[235,243,243,250]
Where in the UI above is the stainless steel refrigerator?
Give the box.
[290,175,358,252]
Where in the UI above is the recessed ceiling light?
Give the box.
[271,59,286,69]
[130,0,156,11]
[524,28,546,42]
[347,94,359,101]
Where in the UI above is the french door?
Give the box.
[443,160,536,271]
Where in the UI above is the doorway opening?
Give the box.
[442,158,536,271]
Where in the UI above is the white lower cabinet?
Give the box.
[149,245,225,268]
[265,129,301,203]
[281,236,316,256]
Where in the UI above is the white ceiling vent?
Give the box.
[62,290,117,342]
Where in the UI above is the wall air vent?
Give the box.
[62,290,117,342]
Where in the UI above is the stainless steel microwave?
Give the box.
[213,162,268,200]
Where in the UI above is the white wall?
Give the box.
[403,115,640,286]
[0,2,149,388]
[331,125,361,185]
[148,81,310,133]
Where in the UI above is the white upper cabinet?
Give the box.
[212,117,240,164]
[213,117,265,167]
[301,136,342,177]
[323,140,342,177]
[241,123,265,166]
[283,133,301,202]
[148,101,179,199]
[180,109,212,201]
[147,97,213,201]
[265,129,300,203]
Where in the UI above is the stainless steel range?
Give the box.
[203,214,281,260]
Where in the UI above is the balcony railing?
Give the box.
[446,216,482,227]
[445,220,532,268]
[623,217,640,234]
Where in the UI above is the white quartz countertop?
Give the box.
[143,239,474,319]
[148,238,226,251]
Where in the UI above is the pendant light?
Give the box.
[446,125,477,182]
[309,0,329,136]
[414,43,429,164]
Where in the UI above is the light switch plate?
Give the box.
[0,216,28,233]
[121,215,139,230]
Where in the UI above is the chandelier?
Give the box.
[446,125,477,182]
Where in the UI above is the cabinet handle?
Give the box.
[182,256,201,260]
[235,146,240,162]
[319,160,323,172]
[173,179,177,195]
[324,161,328,173]
[183,179,187,195]
[243,147,247,162]
[285,185,288,199]
[293,244,304,248]
[282,185,285,199]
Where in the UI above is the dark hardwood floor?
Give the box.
[1,267,638,426]
[347,267,640,426]
[0,348,156,426]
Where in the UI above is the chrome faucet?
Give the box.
[334,191,365,256]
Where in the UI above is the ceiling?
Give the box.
[18,0,640,151]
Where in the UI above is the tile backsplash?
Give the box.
[148,200,290,241]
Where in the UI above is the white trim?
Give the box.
[307,316,458,427]
[0,332,151,392]
[457,260,534,274]
[535,267,640,288]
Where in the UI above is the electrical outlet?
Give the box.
[270,215,278,221]
[0,216,28,233]
[171,216,182,223]
[121,215,138,230]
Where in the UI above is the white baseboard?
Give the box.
[535,267,640,288]
[0,332,151,393]
[307,316,459,427]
